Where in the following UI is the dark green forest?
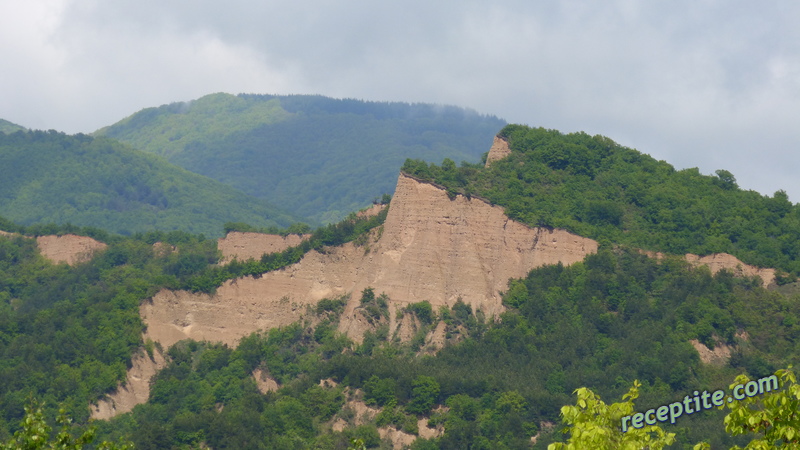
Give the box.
[97,93,506,223]
[0,130,299,237]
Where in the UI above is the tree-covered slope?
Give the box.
[0,223,225,440]
[0,130,299,237]
[91,248,800,448]
[403,124,800,276]
[96,93,506,223]
[0,119,25,134]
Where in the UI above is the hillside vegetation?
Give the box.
[0,130,299,237]
[0,223,220,439]
[91,248,799,448]
[97,93,506,223]
[0,119,25,134]
[402,124,800,277]
[3,123,800,448]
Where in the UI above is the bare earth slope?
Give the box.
[141,173,599,349]
[685,253,775,287]
[217,232,310,264]
[35,234,107,265]
[643,250,775,288]
[484,136,511,167]
[0,232,106,266]
[91,348,166,419]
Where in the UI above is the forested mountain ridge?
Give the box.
[96,93,506,223]
[0,130,299,237]
[403,124,800,278]
[0,119,25,134]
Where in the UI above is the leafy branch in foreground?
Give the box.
[1,400,132,450]
[549,380,675,450]
[704,367,800,449]
[557,367,800,450]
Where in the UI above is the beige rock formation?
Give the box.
[319,378,339,389]
[690,339,733,365]
[36,234,107,265]
[485,136,512,167]
[252,368,279,393]
[142,173,599,349]
[333,389,380,431]
[357,203,387,219]
[91,347,166,419]
[643,250,775,288]
[378,427,417,449]
[417,418,444,440]
[685,253,775,288]
[424,321,449,353]
[393,313,420,343]
[217,232,310,264]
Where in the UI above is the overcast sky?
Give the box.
[2,1,798,201]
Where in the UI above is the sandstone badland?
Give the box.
[484,136,511,167]
[141,172,599,350]
[217,232,310,264]
[35,234,107,266]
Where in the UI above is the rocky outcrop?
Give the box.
[35,234,107,265]
[217,232,310,264]
[485,136,512,167]
[1,231,107,266]
[141,173,599,349]
[690,339,733,366]
[357,203,387,219]
[378,427,417,449]
[252,368,279,393]
[643,250,775,288]
[685,253,775,288]
[91,347,166,420]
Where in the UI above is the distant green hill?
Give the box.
[403,124,800,276]
[96,93,506,223]
[0,119,25,134]
[0,130,299,236]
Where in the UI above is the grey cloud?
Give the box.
[1,0,798,199]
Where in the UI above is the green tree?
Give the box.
[407,376,440,415]
[549,380,676,450]
[1,400,132,450]
[709,367,800,449]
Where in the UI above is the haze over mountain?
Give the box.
[96,93,506,223]
[0,129,298,236]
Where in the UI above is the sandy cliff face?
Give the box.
[91,348,166,420]
[217,232,310,264]
[141,173,599,349]
[643,250,775,288]
[484,136,512,167]
[0,232,107,266]
[123,167,780,419]
[357,203,387,219]
[35,234,107,265]
[685,253,775,287]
